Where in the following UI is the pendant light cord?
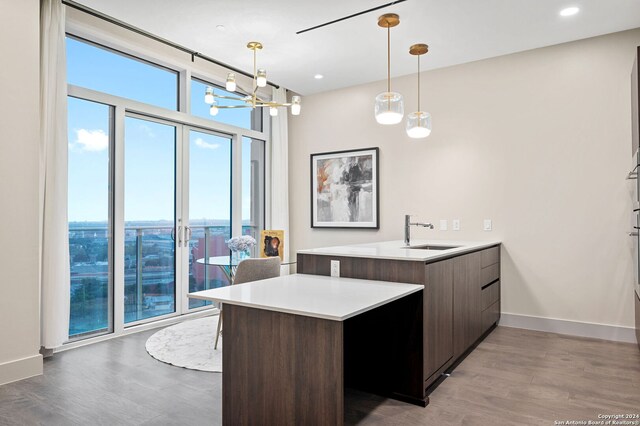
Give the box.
[253,48,257,106]
[387,26,391,94]
[417,54,421,111]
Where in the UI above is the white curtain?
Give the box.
[271,88,290,270]
[40,0,70,349]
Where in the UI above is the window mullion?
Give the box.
[180,69,190,113]
[174,124,185,315]
[112,104,126,335]
[231,133,243,238]
[263,108,272,230]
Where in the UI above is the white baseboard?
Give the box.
[499,313,638,344]
[0,354,43,386]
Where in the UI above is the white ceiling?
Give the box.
[75,0,640,95]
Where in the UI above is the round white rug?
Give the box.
[145,316,222,372]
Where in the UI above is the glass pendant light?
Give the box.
[374,14,404,125]
[209,100,219,116]
[405,43,432,138]
[225,73,236,92]
[204,86,214,104]
[256,69,267,88]
[291,95,301,116]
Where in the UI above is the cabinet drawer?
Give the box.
[481,280,500,310]
[480,263,500,287]
[481,246,500,268]
[481,300,500,332]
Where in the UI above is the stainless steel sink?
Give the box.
[405,245,460,250]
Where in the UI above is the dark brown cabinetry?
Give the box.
[423,259,454,383]
[449,248,501,359]
[480,247,501,334]
[452,252,482,359]
[297,244,501,402]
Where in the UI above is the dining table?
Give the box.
[196,255,296,285]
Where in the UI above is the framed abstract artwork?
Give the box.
[311,147,379,229]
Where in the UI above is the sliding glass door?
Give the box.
[124,116,178,324]
[184,130,232,309]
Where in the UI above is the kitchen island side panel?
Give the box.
[223,304,344,426]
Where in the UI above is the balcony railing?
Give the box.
[68,223,258,336]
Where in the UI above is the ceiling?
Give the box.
[74,0,640,95]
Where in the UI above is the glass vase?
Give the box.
[231,249,251,264]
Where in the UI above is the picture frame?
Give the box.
[259,230,285,261]
[310,147,379,229]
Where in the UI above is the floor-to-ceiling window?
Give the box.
[123,116,178,323]
[67,97,113,338]
[186,129,232,309]
[66,35,267,341]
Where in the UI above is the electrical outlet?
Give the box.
[452,219,460,231]
[330,260,340,277]
[483,219,492,231]
[439,219,448,231]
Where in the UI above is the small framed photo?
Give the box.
[311,147,379,229]
[259,230,285,261]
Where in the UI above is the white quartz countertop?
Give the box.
[297,239,501,262]
[188,274,423,321]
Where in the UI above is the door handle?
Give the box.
[185,226,192,243]
[629,231,638,237]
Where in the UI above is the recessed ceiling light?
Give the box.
[314,74,324,79]
[216,25,226,31]
[559,7,580,17]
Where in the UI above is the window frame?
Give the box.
[66,97,116,342]
[66,34,181,111]
[63,30,271,348]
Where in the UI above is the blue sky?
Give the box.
[66,37,258,223]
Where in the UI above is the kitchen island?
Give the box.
[189,274,424,426]
[298,239,502,404]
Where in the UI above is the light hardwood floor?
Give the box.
[0,325,638,425]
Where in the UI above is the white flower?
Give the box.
[226,235,257,251]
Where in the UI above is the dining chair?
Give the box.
[214,257,281,350]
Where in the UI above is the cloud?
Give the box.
[194,137,220,150]
[74,129,108,152]
[138,124,155,138]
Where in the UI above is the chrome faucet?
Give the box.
[404,214,434,246]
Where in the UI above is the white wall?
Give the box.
[0,0,43,384]
[289,29,640,338]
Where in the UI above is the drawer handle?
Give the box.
[481,279,499,290]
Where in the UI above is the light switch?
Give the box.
[439,219,448,231]
[483,219,492,231]
[452,219,460,231]
[330,260,340,277]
